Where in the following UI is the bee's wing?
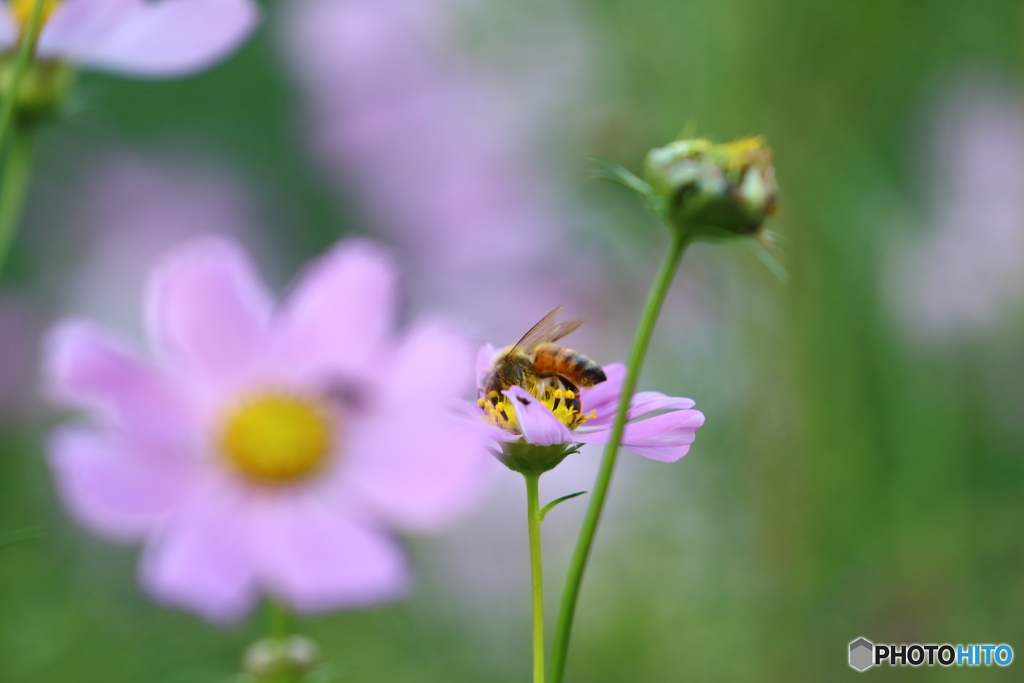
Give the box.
[508,306,585,354]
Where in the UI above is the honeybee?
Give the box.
[482,307,607,414]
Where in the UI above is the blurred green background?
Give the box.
[3,0,1024,681]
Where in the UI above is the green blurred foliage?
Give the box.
[2,0,1024,681]
[580,0,1024,681]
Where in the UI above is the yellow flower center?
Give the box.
[478,384,595,435]
[219,392,335,484]
[10,0,59,30]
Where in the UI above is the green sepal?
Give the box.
[587,155,653,198]
[499,440,579,475]
[588,155,673,229]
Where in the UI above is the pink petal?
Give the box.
[381,319,472,403]
[581,391,696,429]
[342,410,491,532]
[575,409,705,462]
[276,239,396,380]
[37,0,136,59]
[578,362,696,428]
[44,319,190,450]
[145,236,271,395]
[632,391,696,412]
[457,400,521,443]
[503,385,572,446]
[578,362,625,417]
[140,480,258,623]
[48,427,192,541]
[253,495,408,613]
[475,343,497,387]
[341,321,490,530]
[477,419,520,443]
[45,0,259,77]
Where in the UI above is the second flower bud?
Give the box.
[644,136,778,237]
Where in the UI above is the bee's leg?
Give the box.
[535,373,576,388]
[559,376,580,393]
[537,374,583,412]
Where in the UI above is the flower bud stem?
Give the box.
[267,597,292,641]
[524,471,546,683]
[265,598,301,683]
[0,0,46,274]
[0,0,46,155]
[0,124,34,271]
[549,228,691,683]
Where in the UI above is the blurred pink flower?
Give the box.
[45,236,487,622]
[0,0,258,77]
[887,77,1024,341]
[281,0,594,329]
[473,345,705,463]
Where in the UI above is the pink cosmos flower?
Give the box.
[0,0,258,77]
[44,236,487,622]
[471,344,705,465]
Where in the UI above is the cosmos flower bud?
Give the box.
[0,59,75,122]
[644,136,778,237]
[243,636,320,680]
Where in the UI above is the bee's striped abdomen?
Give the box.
[532,343,607,388]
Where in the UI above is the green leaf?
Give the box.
[540,491,587,521]
[0,525,44,550]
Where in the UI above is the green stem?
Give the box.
[265,598,298,683]
[525,471,546,683]
[0,0,47,156]
[0,124,34,271]
[266,597,292,641]
[549,229,691,683]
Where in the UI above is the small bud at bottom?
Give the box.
[243,635,321,680]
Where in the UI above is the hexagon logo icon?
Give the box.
[849,638,874,671]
